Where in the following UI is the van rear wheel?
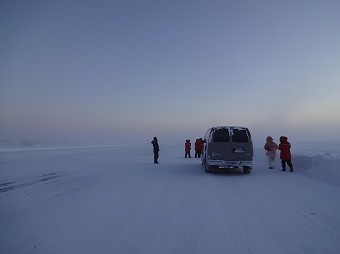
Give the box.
[205,161,213,173]
[243,166,251,174]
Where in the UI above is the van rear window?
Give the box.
[212,129,229,142]
[232,128,249,143]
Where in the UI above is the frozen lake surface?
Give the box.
[1,144,340,254]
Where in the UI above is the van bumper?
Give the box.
[207,160,253,168]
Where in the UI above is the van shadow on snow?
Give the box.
[152,158,248,177]
[205,167,249,176]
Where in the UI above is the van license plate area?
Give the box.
[219,165,229,169]
[233,148,244,153]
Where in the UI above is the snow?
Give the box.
[1,143,340,254]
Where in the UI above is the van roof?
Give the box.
[211,126,248,129]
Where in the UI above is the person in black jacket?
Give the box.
[151,137,160,164]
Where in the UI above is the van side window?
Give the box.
[212,129,229,142]
[204,129,212,142]
[232,128,249,143]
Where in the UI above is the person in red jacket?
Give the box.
[264,136,279,169]
[198,138,204,157]
[185,139,191,158]
[279,136,294,172]
[194,139,202,158]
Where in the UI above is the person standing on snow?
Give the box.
[185,139,191,158]
[264,136,279,169]
[196,138,204,158]
[151,137,160,164]
[194,139,201,158]
[279,136,294,172]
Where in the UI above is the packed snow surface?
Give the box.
[1,144,340,254]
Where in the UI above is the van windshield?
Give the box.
[232,128,249,143]
[212,129,229,142]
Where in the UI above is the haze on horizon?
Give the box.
[1,0,340,146]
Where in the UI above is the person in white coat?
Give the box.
[264,136,279,169]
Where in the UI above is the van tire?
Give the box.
[243,166,251,174]
[205,161,213,173]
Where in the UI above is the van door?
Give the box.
[207,127,253,162]
[230,127,253,161]
[207,128,233,161]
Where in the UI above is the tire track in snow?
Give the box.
[206,172,256,254]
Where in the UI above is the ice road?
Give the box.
[1,144,340,254]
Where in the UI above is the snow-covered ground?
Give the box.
[1,143,340,254]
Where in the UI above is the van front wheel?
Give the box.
[243,166,251,174]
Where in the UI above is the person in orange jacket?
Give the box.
[279,136,294,172]
[185,139,191,158]
[264,136,278,169]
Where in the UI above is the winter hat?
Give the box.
[266,136,273,142]
[279,136,288,143]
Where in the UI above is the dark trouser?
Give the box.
[195,151,201,158]
[154,150,159,163]
[185,152,191,158]
[281,160,293,170]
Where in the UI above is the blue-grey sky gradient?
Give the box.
[1,0,340,145]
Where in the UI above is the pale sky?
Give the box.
[1,0,340,145]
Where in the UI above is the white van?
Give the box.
[201,126,253,173]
